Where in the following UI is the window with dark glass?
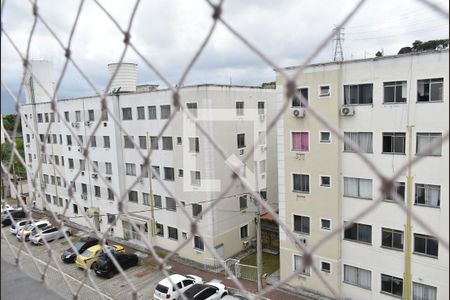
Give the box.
[381,228,404,250]
[344,222,372,244]
[344,84,373,104]
[382,132,406,154]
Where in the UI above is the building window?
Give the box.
[319,85,330,97]
[75,111,81,122]
[105,162,112,175]
[293,88,308,107]
[194,235,204,250]
[45,113,49,122]
[413,282,437,300]
[236,101,244,116]
[148,106,157,119]
[88,109,94,121]
[152,166,160,178]
[162,137,173,150]
[416,133,442,156]
[190,171,201,186]
[320,176,331,187]
[160,105,171,119]
[417,78,443,102]
[77,135,83,146]
[415,184,440,208]
[321,219,331,230]
[164,167,175,181]
[94,186,101,197]
[122,107,132,120]
[344,84,373,105]
[292,173,310,193]
[259,160,266,173]
[37,113,43,123]
[239,195,247,210]
[240,224,249,239]
[137,106,145,120]
[107,214,115,224]
[381,228,404,250]
[189,137,200,153]
[384,81,407,103]
[320,131,331,143]
[168,226,178,240]
[124,136,134,148]
[192,204,202,218]
[382,132,406,154]
[138,136,147,149]
[321,261,331,273]
[344,265,371,289]
[293,255,311,276]
[156,223,164,237]
[384,182,405,202]
[293,215,310,235]
[101,109,108,121]
[79,160,86,171]
[344,132,373,153]
[73,204,78,214]
[108,188,114,200]
[103,136,110,148]
[257,101,265,114]
[68,159,74,169]
[186,102,198,118]
[81,183,88,194]
[64,111,70,121]
[380,274,403,297]
[128,190,138,203]
[414,233,438,257]
[292,132,309,151]
[343,177,372,199]
[344,222,372,244]
[154,195,162,208]
[237,134,246,148]
[176,137,182,145]
[140,164,149,178]
[125,163,136,176]
[141,193,150,206]
[166,197,176,211]
[178,169,184,177]
[150,136,159,150]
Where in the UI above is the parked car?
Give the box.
[75,244,125,269]
[177,280,228,300]
[9,219,38,235]
[61,237,99,263]
[154,274,203,300]
[92,252,139,278]
[16,220,51,241]
[1,208,25,226]
[29,226,72,245]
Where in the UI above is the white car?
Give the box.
[16,220,51,241]
[29,226,72,245]
[153,274,203,300]
[178,280,228,300]
[9,219,38,235]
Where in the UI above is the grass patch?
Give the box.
[157,250,167,258]
[239,252,279,276]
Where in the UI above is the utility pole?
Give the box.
[333,26,344,62]
[256,200,262,292]
[403,125,414,300]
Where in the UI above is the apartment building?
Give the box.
[21,61,277,263]
[276,50,448,299]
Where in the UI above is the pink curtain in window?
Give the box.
[292,132,309,151]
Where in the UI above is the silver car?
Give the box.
[29,226,72,245]
[9,219,39,235]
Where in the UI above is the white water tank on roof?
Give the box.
[24,60,56,104]
[107,62,137,93]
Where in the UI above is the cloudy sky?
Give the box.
[1,0,448,114]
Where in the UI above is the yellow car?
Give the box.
[75,244,125,269]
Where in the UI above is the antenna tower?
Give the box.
[333,26,344,62]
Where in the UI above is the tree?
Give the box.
[0,139,26,177]
[2,114,22,134]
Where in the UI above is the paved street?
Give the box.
[1,225,166,300]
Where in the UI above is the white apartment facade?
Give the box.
[276,50,448,299]
[21,61,277,263]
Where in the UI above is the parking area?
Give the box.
[1,223,166,300]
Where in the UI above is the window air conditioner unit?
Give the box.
[299,238,307,246]
[260,145,267,152]
[81,193,87,200]
[259,114,265,121]
[239,149,244,155]
[81,171,85,176]
[242,240,249,247]
[84,121,92,126]
[292,108,305,118]
[340,106,355,116]
[68,146,71,151]
[106,176,112,181]
[26,144,30,148]
[72,122,80,128]
[91,173,98,179]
